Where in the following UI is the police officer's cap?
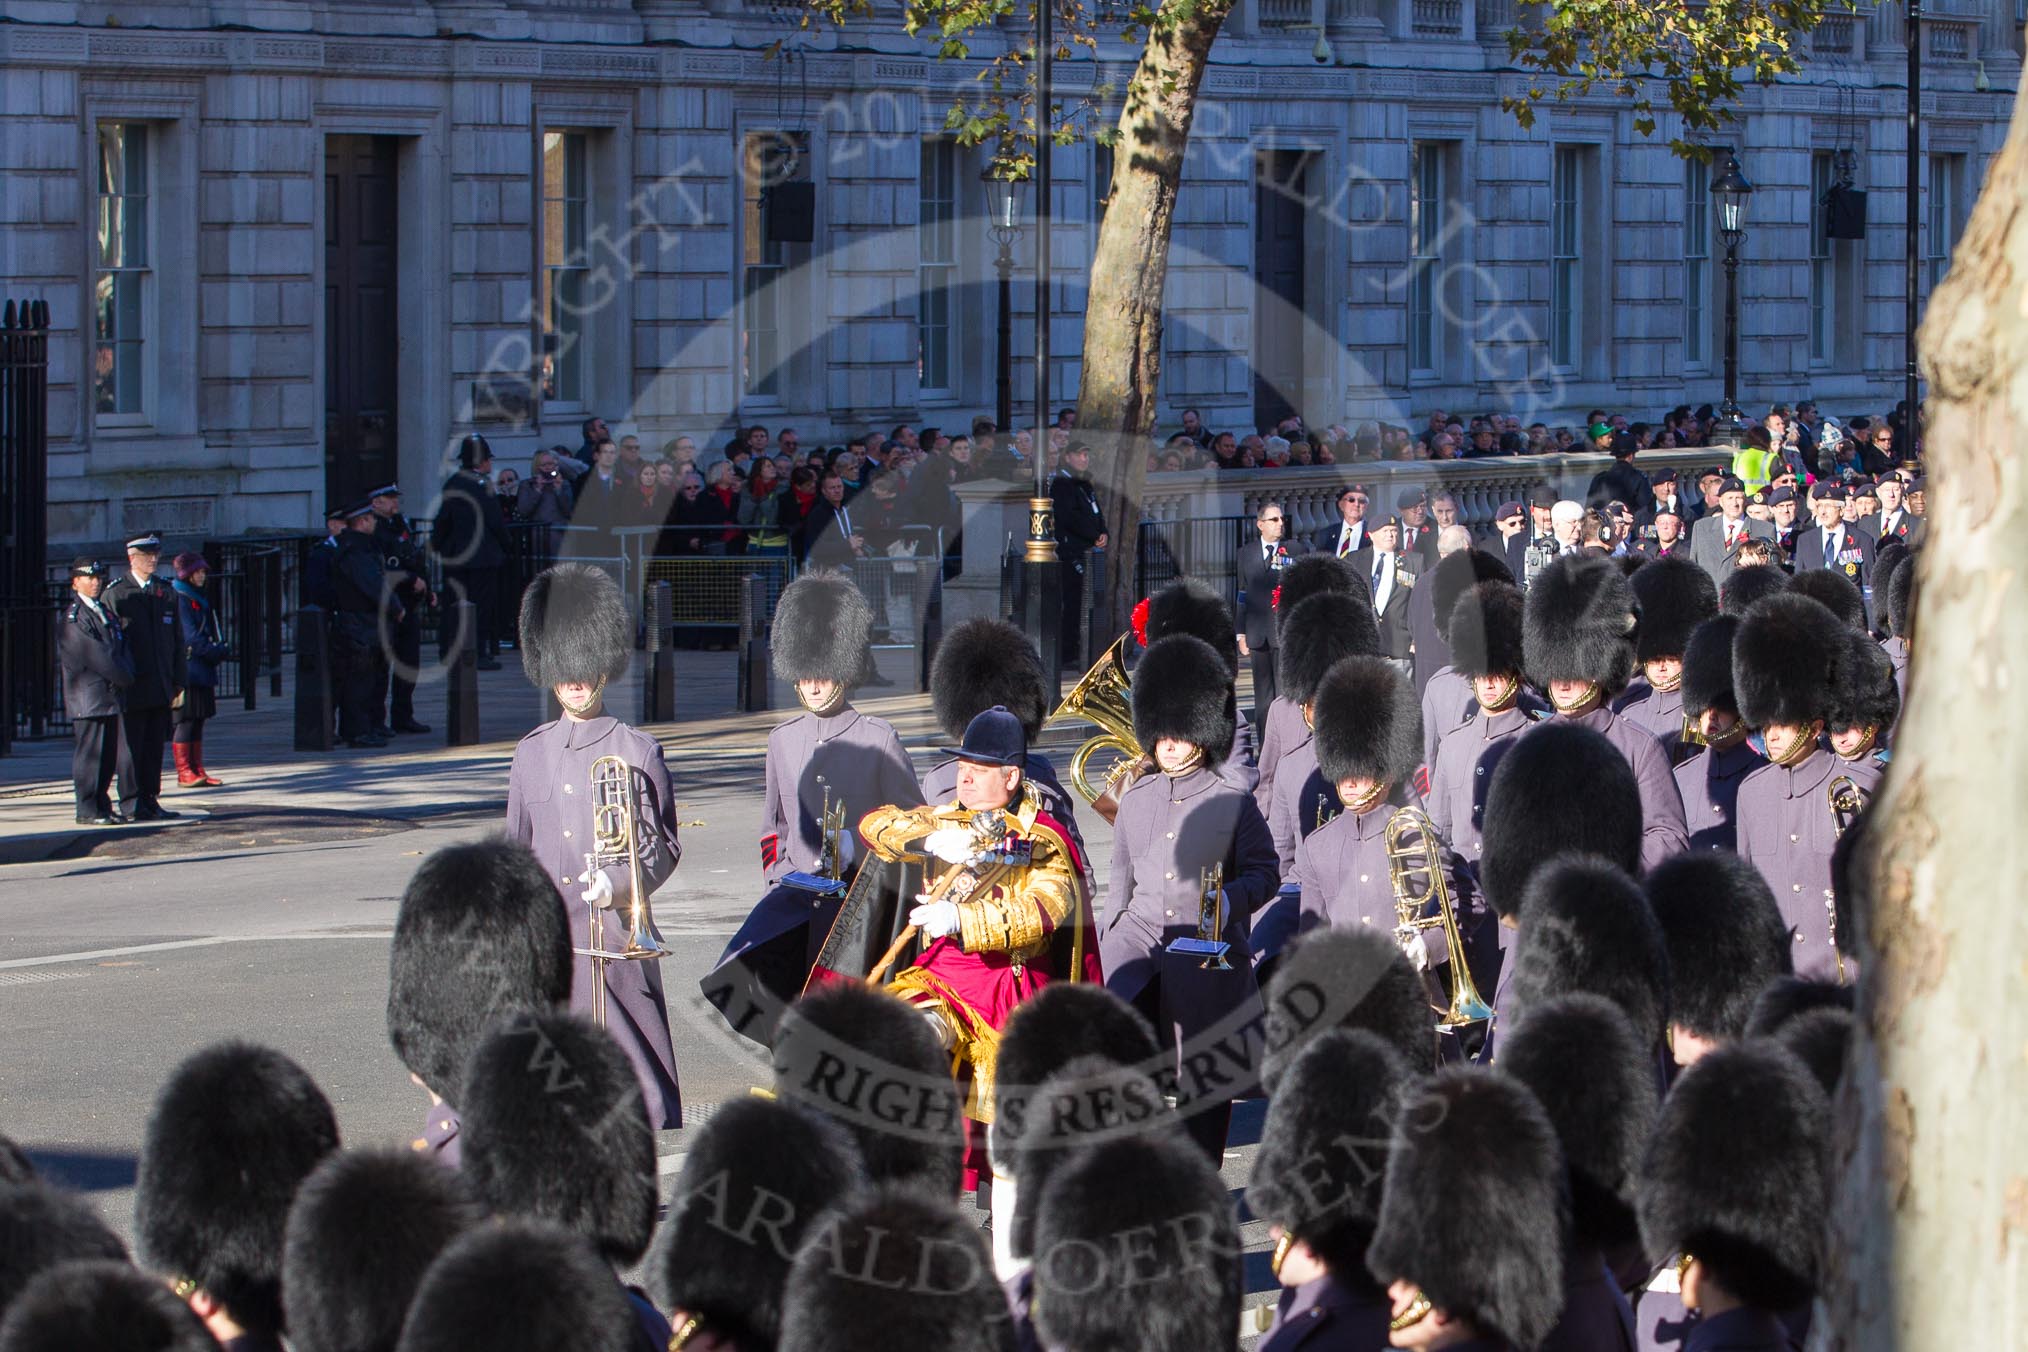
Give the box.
[123,533,163,553]
[323,503,349,522]
[67,557,105,578]
[368,482,403,499]
[341,500,376,520]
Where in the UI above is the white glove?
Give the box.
[834,827,857,870]
[923,827,976,864]
[910,898,961,938]
[581,870,615,909]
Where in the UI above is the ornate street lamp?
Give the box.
[1712,152,1755,449]
[982,160,1027,434]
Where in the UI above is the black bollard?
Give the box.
[737,572,770,713]
[294,606,333,752]
[641,580,675,723]
[446,599,481,746]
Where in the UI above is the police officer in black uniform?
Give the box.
[302,504,346,613]
[1049,439,1106,668]
[368,483,433,735]
[59,558,134,825]
[103,533,183,821]
[333,501,401,748]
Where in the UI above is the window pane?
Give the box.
[1551,148,1580,369]
[918,141,958,392]
[1409,143,1443,374]
[743,131,809,398]
[95,123,148,418]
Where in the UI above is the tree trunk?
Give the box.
[1072,0,1233,634]
[1816,75,2028,1350]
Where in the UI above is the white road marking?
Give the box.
[0,933,394,970]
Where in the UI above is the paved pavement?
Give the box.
[0,642,1280,1338]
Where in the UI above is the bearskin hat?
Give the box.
[993,984,1162,1144]
[931,619,1048,741]
[518,563,631,689]
[1032,1136,1240,1352]
[771,570,876,687]
[1733,594,1847,730]
[1479,723,1642,920]
[1680,616,1743,720]
[1873,542,1910,632]
[0,1184,126,1319]
[1788,568,1866,631]
[1507,857,1670,1051]
[0,1261,216,1352]
[772,983,965,1196]
[1828,629,1900,734]
[1273,555,1359,637]
[1004,1056,1182,1262]
[1429,549,1515,637]
[648,1097,860,1351]
[1311,656,1422,788]
[1262,926,1435,1090]
[281,1149,486,1352]
[458,1011,657,1266]
[0,1137,31,1188]
[1446,580,1527,680]
[1524,554,1640,692]
[1132,635,1237,769]
[1719,563,1788,616]
[1644,851,1792,1043]
[1774,1007,1854,1098]
[1368,1070,1569,1350]
[1885,549,1917,639]
[1744,977,1855,1039]
[1247,1030,1410,1276]
[1630,556,1718,662]
[387,839,573,1106]
[395,1222,638,1352]
[1638,1042,1832,1312]
[778,1189,1015,1352]
[1277,591,1382,706]
[1500,994,1657,1252]
[133,1042,339,1342]
[1146,578,1241,678]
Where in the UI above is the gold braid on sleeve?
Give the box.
[954,835,1077,961]
[858,803,968,862]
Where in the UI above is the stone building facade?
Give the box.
[0,0,2013,548]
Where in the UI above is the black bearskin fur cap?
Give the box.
[1523,555,1640,692]
[1499,993,1658,1252]
[1273,555,1360,637]
[1719,563,1788,616]
[1277,591,1382,706]
[518,563,631,689]
[1774,1007,1855,1098]
[1132,635,1237,769]
[1262,926,1435,1090]
[1446,580,1527,680]
[1645,850,1792,1043]
[779,1189,1016,1352]
[1311,656,1422,788]
[395,1222,638,1352]
[1368,1070,1569,1350]
[387,838,573,1106]
[994,984,1162,1142]
[1032,1136,1240,1352]
[1885,549,1917,639]
[1479,723,1641,920]
[458,1011,657,1265]
[1744,977,1855,1039]
[771,570,876,686]
[1630,556,1718,662]
[773,983,965,1197]
[1429,549,1515,637]
[649,1097,861,1351]
[1146,578,1241,677]
[1507,857,1671,1052]
[281,1149,487,1352]
[0,1137,32,1187]
[134,1042,340,1342]
[0,1184,126,1320]
[931,619,1049,740]
[1733,594,1846,730]
[1004,1056,1182,1262]
[1787,567,1866,631]
[1247,1030,1410,1275]
[1828,629,1899,734]
[0,1261,217,1352]
[1679,615,1742,719]
[1638,1041,1831,1312]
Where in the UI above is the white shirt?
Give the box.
[1825,525,1844,561]
[1371,552,1395,613]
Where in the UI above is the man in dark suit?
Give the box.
[1235,501,1302,720]
[1871,473,1922,547]
[1311,484,1371,560]
[1348,517,1413,668]
[1687,477,1774,586]
[1050,440,1106,668]
[1635,468,1692,531]
[1394,488,1440,570]
[432,433,513,669]
[799,470,864,569]
[1792,485,1876,588]
[59,558,134,825]
[1636,504,1691,560]
[1584,430,1649,510]
[1505,486,1559,582]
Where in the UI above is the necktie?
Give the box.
[1339,529,1354,558]
[1828,530,1841,561]
[1726,522,1740,548]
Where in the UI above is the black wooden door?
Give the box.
[1253,150,1307,434]
[324,135,399,510]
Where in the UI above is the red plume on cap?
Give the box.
[1130,597,1151,647]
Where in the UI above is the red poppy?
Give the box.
[1130,597,1151,647]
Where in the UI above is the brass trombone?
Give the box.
[1165,863,1231,970]
[1826,775,1869,984]
[1383,806,1492,1029]
[576,754,673,1028]
[1046,633,1146,806]
[814,776,849,882]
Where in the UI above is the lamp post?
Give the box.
[1025,0,1061,686]
[1712,152,1755,449]
[983,161,1026,435]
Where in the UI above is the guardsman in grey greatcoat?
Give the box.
[1825,627,1897,793]
[505,564,684,1129]
[1253,555,1361,817]
[59,557,134,825]
[1615,555,1719,762]
[1523,555,1689,870]
[1105,633,1278,1162]
[1266,590,1382,874]
[1672,615,1766,853]
[1879,547,1916,714]
[1415,548,1518,769]
[1731,594,1852,980]
[103,532,183,820]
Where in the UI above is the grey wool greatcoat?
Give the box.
[506,714,684,1129]
[1252,696,1308,818]
[1268,732,1327,875]
[1613,680,1687,757]
[1673,741,1766,853]
[1424,703,1538,878]
[1733,745,1845,979]
[1102,765,1279,1093]
[1543,705,1690,871]
[1286,791,1457,971]
[761,704,922,883]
